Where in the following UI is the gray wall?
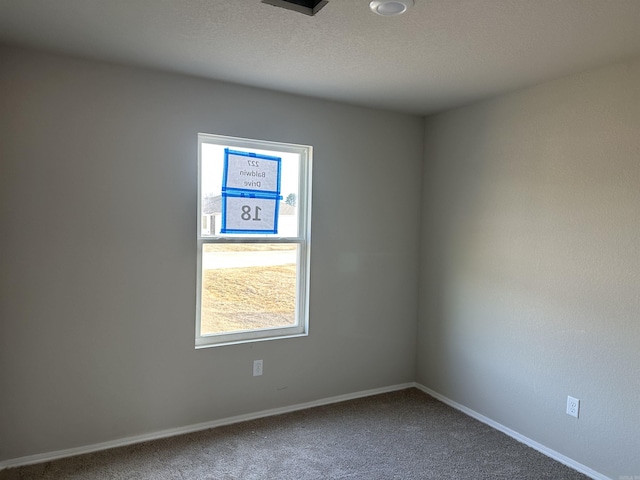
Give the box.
[0,46,423,461]
[418,58,640,478]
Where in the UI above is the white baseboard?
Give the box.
[414,383,611,480]
[0,382,414,471]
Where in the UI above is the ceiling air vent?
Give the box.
[261,0,329,16]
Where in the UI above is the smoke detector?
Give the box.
[369,0,414,16]
[262,0,329,16]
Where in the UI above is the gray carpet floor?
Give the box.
[0,388,590,479]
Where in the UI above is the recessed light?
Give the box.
[369,0,414,16]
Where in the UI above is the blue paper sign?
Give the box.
[221,149,283,234]
[220,192,281,234]
[222,149,281,196]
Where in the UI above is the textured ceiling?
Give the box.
[2,0,640,115]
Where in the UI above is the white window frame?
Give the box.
[196,133,312,348]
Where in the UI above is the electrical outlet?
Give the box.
[253,360,263,376]
[566,396,580,418]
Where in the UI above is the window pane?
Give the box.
[201,144,300,238]
[200,243,298,336]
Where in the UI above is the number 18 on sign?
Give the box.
[221,194,280,234]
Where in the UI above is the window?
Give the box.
[196,134,312,347]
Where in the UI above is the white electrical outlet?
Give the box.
[253,359,263,376]
[566,396,580,418]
